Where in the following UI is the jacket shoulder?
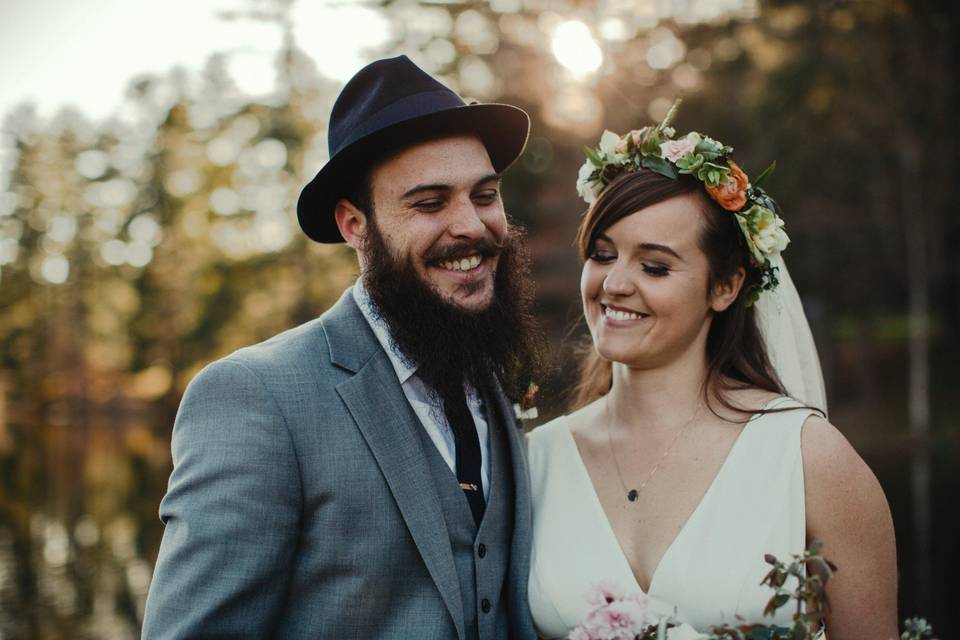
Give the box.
[227,316,331,374]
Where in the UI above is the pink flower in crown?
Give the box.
[615,129,648,154]
[660,137,697,162]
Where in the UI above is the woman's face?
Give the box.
[580,193,732,370]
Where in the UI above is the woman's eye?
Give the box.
[589,252,616,263]
[642,263,670,277]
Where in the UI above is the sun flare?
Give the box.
[551,20,603,77]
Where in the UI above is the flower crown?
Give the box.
[576,100,789,303]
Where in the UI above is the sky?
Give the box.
[0,0,391,122]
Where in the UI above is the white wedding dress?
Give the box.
[527,397,816,636]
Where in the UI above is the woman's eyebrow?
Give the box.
[595,233,682,260]
[636,242,682,260]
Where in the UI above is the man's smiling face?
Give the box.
[359,134,507,312]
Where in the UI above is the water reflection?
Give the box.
[0,410,957,637]
[0,417,168,639]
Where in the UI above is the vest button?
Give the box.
[477,543,487,558]
[481,598,491,613]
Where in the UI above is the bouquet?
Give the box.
[569,543,936,640]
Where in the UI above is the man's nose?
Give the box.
[446,199,488,239]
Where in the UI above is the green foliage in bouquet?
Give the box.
[900,618,937,640]
[638,543,937,640]
[695,542,836,639]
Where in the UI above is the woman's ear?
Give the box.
[334,199,368,250]
[710,267,746,312]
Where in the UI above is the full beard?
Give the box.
[361,218,543,429]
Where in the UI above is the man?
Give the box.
[142,55,541,639]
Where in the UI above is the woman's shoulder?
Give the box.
[799,415,870,484]
[798,414,890,532]
[800,415,895,564]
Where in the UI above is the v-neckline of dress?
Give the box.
[562,396,784,596]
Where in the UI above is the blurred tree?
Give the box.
[0,19,356,634]
[0,0,957,635]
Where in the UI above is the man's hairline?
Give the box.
[359,131,497,210]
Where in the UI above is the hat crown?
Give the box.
[328,55,466,158]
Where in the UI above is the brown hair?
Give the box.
[570,170,786,417]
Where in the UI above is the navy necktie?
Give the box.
[443,383,486,527]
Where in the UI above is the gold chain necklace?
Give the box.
[605,397,702,503]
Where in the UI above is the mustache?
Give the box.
[422,236,504,263]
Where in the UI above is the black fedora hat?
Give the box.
[297,55,530,243]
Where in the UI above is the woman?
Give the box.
[527,108,898,637]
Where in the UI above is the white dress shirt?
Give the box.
[353,281,491,499]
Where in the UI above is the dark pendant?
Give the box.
[627,489,639,502]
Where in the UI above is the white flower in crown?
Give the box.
[578,130,628,204]
[755,212,790,257]
[738,205,789,265]
[598,129,622,157]
[576,159,604,205]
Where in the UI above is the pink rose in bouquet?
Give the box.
[568,581,655,640]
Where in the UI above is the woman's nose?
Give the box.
[602,261,635,296]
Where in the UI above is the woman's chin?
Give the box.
[594,343,648,368]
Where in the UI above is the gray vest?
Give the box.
[416,401,514,640]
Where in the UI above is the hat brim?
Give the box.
[297,102,530,244]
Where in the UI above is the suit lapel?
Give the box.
[480,382,533,629]
[324,290,465,640]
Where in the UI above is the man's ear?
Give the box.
[334,198,368,250]
[710,267,746,312]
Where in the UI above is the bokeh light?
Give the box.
[646,27,686,70]
[39,254,69,284]
[551,20,603,78]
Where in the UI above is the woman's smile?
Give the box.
[600,303,651,326]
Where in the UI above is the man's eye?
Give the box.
[642,263,670,276]
[473,191,498,205]
[413,200,444,211]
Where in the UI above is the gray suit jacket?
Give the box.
[142,288,535,639]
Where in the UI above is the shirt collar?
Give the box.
[353,279,417,384]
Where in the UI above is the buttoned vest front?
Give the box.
[416,400,515,640]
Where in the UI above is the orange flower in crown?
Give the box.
[705,161,749,212]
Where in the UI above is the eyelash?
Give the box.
[643,264,670,277]
[414,200,443,212]
[413,191,498,211]
[588,253,671,277]
[588,252,616,264]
